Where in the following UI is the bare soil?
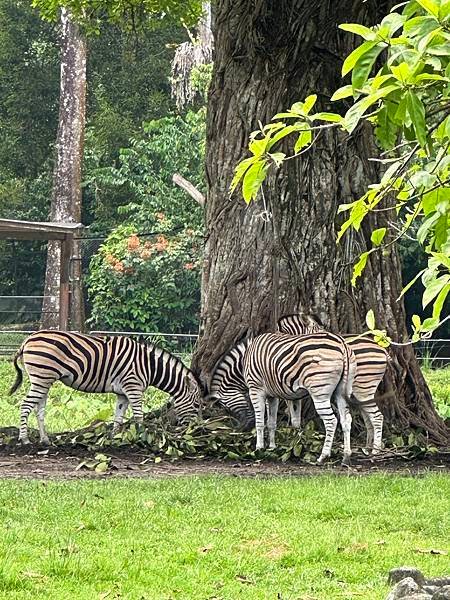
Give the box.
[0,444,449,480]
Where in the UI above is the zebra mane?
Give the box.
[277,313,324,329]
[137,337,203,391]
[209,334,250,390]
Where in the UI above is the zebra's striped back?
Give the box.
[277,314,388,404]
[244,332,355,401]
[209,339,253,426]
[17,330,201,423]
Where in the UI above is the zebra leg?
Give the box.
[19,383,49,444]
[359,401,384,454]
[335,395,352,466]
[288,398,302,429]
[36,392,50,445]
[310,394,338,464]
[249,387,267,450]
[359,407,375,451]
[112,394,129,433]
[127,393,144,426]
[266,397,279,449]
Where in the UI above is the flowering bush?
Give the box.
[87,223,201,333]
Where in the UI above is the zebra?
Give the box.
[211,331,356,465]
[209,337,252,426]
[9,330,202,445]
[277,313,388,454]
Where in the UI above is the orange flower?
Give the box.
[144,241,153,249]
[105,253,116,265]
[183,262,195,271]
[141,248,152,260]
[154,234,169,252]
[113,261,125,273]
[127,234,140,251]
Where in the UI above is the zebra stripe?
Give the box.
[277,314,387,453]
[10,330,202,444]
[209,339,253,427]
[243,332,356,464]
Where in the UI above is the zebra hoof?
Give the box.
[18,437,31,446]
[268,444,276,450]
[341,455,352,467]
[317,455,327,465]
[40,436,50,446]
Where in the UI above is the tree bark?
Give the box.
[41,8,86,331]
[193,0,449,444]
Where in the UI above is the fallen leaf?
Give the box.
[235,574,254,584]
[143,500,155,509]
[415,548,448,555]
[198,544,213,553]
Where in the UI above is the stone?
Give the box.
[432,586,450,600]
[386,577,420,600]
[389,568,426,587]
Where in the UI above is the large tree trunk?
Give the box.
[41,8,86,331]
[193,0,449,444]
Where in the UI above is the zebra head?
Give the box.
[209,338,254,429]
[170,371,203,424]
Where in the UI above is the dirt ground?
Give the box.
[0,444,449,479]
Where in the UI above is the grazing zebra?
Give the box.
[243,332,356,465]
[277,314,388,453]
[210,332,356,464]
[9,330,202,444]
[209,338,253,426]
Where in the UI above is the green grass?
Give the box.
[0,475,448,599]
[423,366,450,419]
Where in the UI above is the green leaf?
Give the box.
[398,269,426,299]
[242,160,268,203]
[342,41,377,77]
[249,137,268,157]
[230,157,257,196]
[417,212,440,244]
[371,227,387,246]
[337,199,368,241]
[339,23,376,40]
[391,61,412,83]
[422,274,450,308]
[352,250,373,286]
[343,85,399,133]
[366,309,376,330]
[412,314,422,330]
[294,129,312,153]
[310,112,343,123]
[406,90,427,147]
[303,95,317,115]
[416,0,440,18]
[331,85,354,101]
[432,283,450,319]
[268,152,286,167]
[352,44,384,91]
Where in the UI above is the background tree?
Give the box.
[192,0,448,443]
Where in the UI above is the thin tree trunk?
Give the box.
[41,8,86,331]
[193,0,449,444]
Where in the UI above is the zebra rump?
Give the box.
[277,313,388,453]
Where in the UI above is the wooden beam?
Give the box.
[59,235,71,330]
[172,173,205,207]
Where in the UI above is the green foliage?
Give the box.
[423,365,450,418]
[86,110,205,332]
[232,0,450,341]
[87,224,202,333]
[31,0,202,31]
[0,476,448,599]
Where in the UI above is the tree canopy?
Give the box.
[232,0,450,342]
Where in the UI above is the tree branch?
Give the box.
[172,173,205,207]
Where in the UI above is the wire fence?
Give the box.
[0,329,449,367]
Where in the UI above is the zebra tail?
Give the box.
[9,347,24,395]
[341,339,357,401]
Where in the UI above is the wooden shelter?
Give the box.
[0,219,84,329]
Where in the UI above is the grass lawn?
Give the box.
[0,474,448,599]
